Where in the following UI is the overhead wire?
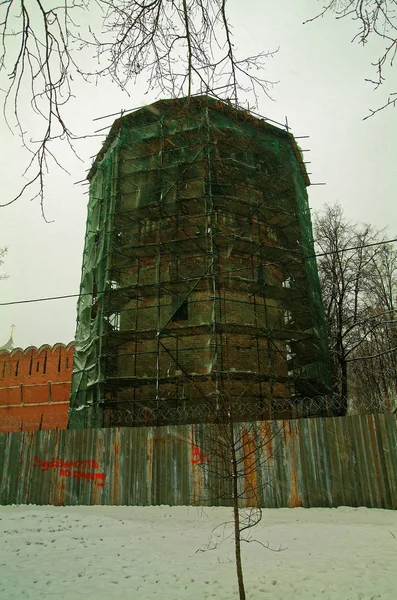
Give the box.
[1,237,397,307]
[306,236,397,260]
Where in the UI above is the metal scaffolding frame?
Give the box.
[69,96,331,429]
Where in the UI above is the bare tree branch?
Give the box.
[304,1,397,117]
[0,0,276,215]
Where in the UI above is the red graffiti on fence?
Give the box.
[33,457,99,472]
[191,445,209,464]
[33,456,106,487]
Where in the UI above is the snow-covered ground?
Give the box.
[0,505,396,599]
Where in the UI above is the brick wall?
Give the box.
[0,343,74,432]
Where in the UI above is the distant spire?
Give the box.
[0,324,15,352]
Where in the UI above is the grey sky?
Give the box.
[0,0,396,349]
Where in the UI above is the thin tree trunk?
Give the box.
[230,419,246,600]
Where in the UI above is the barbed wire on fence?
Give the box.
[1,394,395,432]
[104,394,397,427]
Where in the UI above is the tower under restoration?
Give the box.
[69,96,331,429]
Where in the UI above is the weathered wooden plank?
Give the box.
[380,414,397,509]
[0,415,396,508]
[369,415,390,509]
[345,415,361,507]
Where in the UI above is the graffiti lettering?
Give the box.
[59,469,71,477]
[33,455,106,487]
[191,445,209,464]
[73,471,106,481]
[33,456,99,472]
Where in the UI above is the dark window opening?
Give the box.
[43,352,47,375]
[15,360,19,377]
[29,354,33,376]
[36,361,40,373]
[172,298,189,322]
[65,357,69,370]
[1,361,5,378]
[57,350,62,374]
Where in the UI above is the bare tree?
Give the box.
[314,203,397,412]
[304,1,397,117]
[315,204,375,402]
[0,0,275,214]
[196,393,285,600]
[347,243,397,412]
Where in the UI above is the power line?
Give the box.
[309,236,397,259]
[1,237,397,307]
[0,292,85,307]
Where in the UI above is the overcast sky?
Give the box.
[0,0,396,349]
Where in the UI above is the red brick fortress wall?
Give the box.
[0,343,74,432]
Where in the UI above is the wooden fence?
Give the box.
[0,414,396,508]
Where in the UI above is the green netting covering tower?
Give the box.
[69,96,331,429]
